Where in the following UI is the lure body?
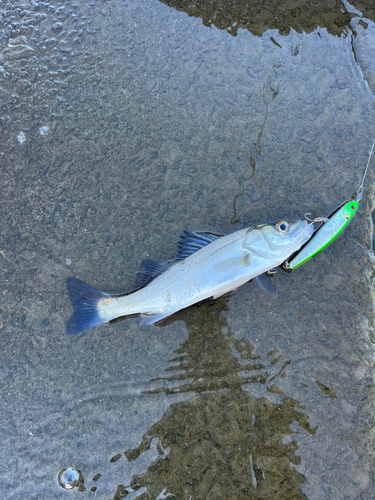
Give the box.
[288,201,359,269]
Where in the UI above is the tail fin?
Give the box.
[66,277,111,335]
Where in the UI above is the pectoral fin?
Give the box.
[212,254,251,274]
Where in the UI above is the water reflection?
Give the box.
[57,467,85,491]
[159,0,374,37]
[115,300,317,499]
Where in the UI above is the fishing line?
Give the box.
[356,137,375,202]
[302,140,375,226]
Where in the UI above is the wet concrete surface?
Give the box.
[1,0,375,498]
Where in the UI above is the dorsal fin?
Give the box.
[134,232,223,289]
[134,259,175,289]
[177,231,223,259]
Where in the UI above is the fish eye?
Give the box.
[275,221,289,233]
[350,205,356,211]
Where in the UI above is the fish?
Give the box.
[66,219,313,334]
[288,201,359,269]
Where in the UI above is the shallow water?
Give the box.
[1,0,375,498]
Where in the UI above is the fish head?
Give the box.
[258,220,314,256]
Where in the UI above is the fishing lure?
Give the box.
[288,138,375,270]
[288,201,358,269]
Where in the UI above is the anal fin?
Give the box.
[139,311,175,325]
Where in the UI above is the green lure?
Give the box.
[288,201,358,269]
[288,138,375,270]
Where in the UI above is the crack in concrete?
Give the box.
[231,61,280,224]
